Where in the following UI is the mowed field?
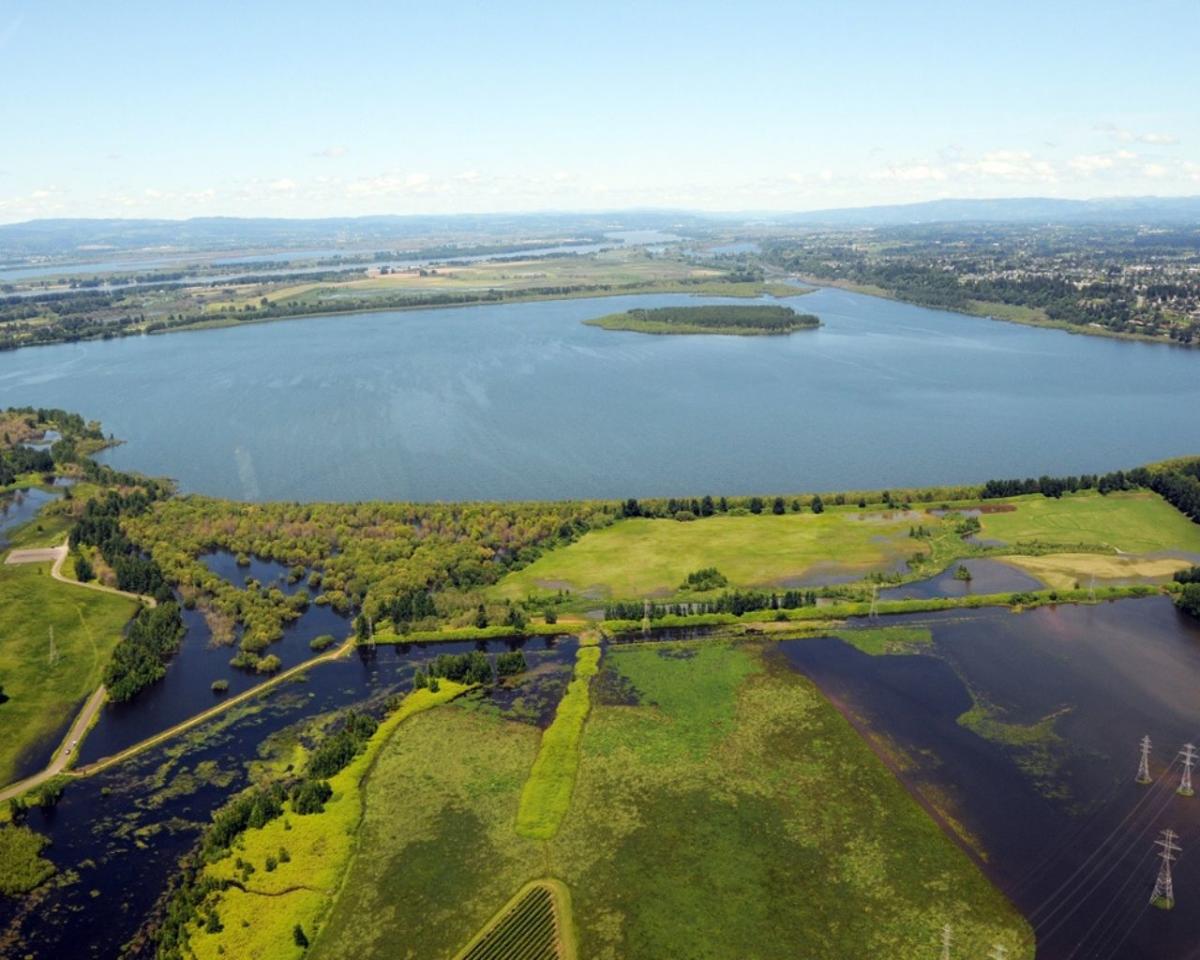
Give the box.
[493,491,1200,601]
[978,491,1200,553]
[492,511,923,600]
[196,249,801,316]
[306,640,1030,960]
[0,562,137,784]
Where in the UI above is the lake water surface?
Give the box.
[0,288,1198,501]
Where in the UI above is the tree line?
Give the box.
[605,588,819,621]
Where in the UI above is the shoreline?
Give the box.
[795,274,1198,349]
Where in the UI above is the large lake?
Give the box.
[0,287,1198,501]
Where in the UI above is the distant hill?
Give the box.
[2,197,1198,261]
[0,212,702,259]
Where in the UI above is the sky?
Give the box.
[1,0,1198,222]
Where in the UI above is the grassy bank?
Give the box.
[184,682,467,960]
[514,643,601,840]
[0,562,138,785]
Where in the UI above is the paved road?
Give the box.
[73,637,356,778]
[0,686,107,803]
[0,636,356,800]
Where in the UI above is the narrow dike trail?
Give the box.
[0,539,354,801]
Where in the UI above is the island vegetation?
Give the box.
[585,303,819,335]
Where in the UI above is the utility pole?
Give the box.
[939,924,952,960]
[1150,829,1181,910]
[1137,735,1153,784]
[869,582,879,619]
[1179,744,1197,797]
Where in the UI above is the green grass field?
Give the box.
[493,511,923,600]
[0,562,137,785]
[308,639,1031,960]
[493,491,1200,602]
[978,491,1200,553]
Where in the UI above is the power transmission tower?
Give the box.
[988,946,1008,960]
[1179,744,1197,797]
[869,582,879,618]
[939,924,952,960]
[642,598,651,635]
[1150,829,1181,909]
[48,626,58,667]
[1137,735,1153,784]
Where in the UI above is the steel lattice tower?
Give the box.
[1179,744,1197,797]
[1150,829,1181,909]
[1137,735,1153,784]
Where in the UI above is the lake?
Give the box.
[0,287,1198,502]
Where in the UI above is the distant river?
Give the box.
[0,287,1197,502]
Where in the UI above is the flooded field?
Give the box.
[781,597,1200,960]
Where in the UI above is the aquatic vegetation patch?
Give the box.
[0,823,55,895]
[515,645,601,839]
[958,699,1072,800]
[830,625,934,656]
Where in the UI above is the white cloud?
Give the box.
[1142,163,1168,178]
[1069,150,1137,174]
[958,150,1056,182]
[312,145,348,158]
[868,163,947,182]
[269,178,298,192]
[1095,122,1179,146]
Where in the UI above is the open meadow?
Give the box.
[493,490,1200,603]
[0,561,137,784]
[292,638,1031,960]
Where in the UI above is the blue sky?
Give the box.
[1,0,1198,221]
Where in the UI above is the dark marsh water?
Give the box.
[782,598,1200,959]
[0,635,578,959]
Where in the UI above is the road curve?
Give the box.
[0,686,108,803]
